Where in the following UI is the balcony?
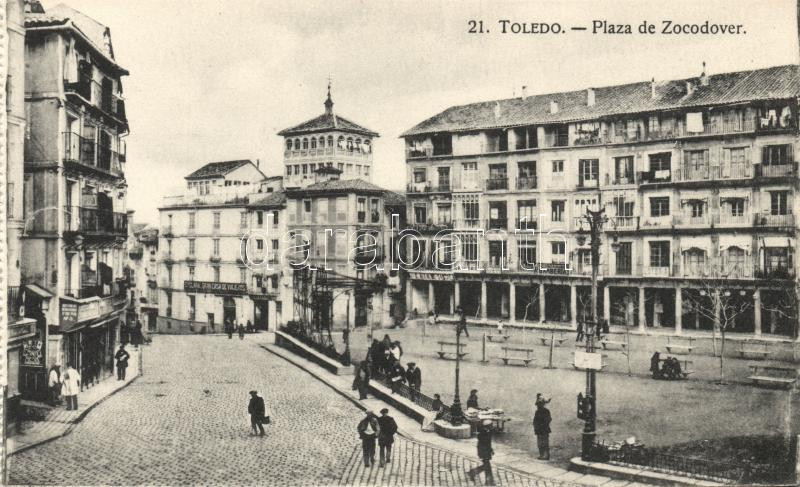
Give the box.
[756,163,795,178]
[643,266,672,277]
[406,182,432,193]
[514,218,538,231]
[64,71,92,100]
[577,178,599,189]
[542,132,569,148]
[516,176,537,190]
[354,250,384,265]
[410,220,453,233]
[210,254,222,263]
[454,218,480,229]
[611,175,636,185]
[573,133,604,146]
[609,216,639,231]
[486,258,509,271]
[161,225,173,237]
[717,213,751,227]
[486,178,509,191]
[675,163,754,183]
[63,206,127,237]
[755,213,795,228]
[285,147,371,160]
[63,132,124,178]
[487,218,508,230]
[638,170,672,184]
[162,252,176,264]
[673,213,712,227]
[756,266,795,279]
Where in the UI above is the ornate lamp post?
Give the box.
[449,308,467,425]
[575,207,618,460]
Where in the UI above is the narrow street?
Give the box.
[8,335,574,486]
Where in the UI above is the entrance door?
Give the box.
[354,295,368,328]
[223,297,237,326]
[254,301,268,331]
[147,310,157,332]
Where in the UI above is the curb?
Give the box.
[9,374,141,457]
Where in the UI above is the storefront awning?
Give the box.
[25,284,53,299]
[64,241,123,252]
[680,236,712,251]
[762,236,795,248]
[719,235,752,253]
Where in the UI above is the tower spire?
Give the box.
[324,76,334,115]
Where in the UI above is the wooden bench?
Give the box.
[436,341,468,360]
[665,336,695,355]
[540,332,567,347]
[600,338,627,351]
[747,365,797,389]
[657,358,694,379]
[499,346,535,366]
[486,333,510,343]
[738,341,772,361]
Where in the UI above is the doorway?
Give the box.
[254,301,268,331]
[223,297,237,326]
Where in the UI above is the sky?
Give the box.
[41,0,799,225]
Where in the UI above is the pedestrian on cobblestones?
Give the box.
[405,363,421,401]
[377,408,398,467]
[353,360,370,400]
[533,398,552,460]
[357,411,380,467]
[115,345,130,381]
[225,319,233,339]
[248,390,266,436]
[48,364,62,406]
[467,419,495,485]
[238,322,245,340]
[62,364,81,411]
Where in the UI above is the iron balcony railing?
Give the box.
[673,214,712,227]
[642,266,672,277]
[755,266,795,279]
[63,206,127,236]
[674,163,753,182]
[516,176,537,190]
[756,163,796,178]
[608,216,639,231]
[487,218,508,230]
[63,132,124,176]
[607,447,751,483]
[515,218,537,231]
[486,177,509,191]
[755,213,795,228]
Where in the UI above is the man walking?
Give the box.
[357,411,379,467]
[225,319,233,339]
[115,344,130,380]
[238,322,245,340]
[533,397,552,460]
[61,363,81,411]
[467,420,495,485]
[405,362,422,401]
[377,408,398,467]
[248,390,266,436]
[47,364,61,406]
[457,306,469,337]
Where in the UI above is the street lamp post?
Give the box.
[450,309,466,425]
[575,207,618,460]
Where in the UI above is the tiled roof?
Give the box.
[185,160,254,180]
[383,191,406,207]
[248,190,286,208]
[287,178,388,195]
[278,112,378,137]
[402,64,800,137]
[25,3,128,74]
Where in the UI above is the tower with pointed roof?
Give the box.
[278,84,378,188]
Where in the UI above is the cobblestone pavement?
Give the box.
[8,335,583,486]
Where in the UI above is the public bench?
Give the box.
[737,341,772,360]
[657,358,693,379]
[665,336,694,355]
[499,346,535,366]
[747,365,797,389]
[600,338,627,351]
[436,341,468,360]
[486,332,510,343]
[540,331,567,347]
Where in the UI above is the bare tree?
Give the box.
[683,273,752,384]
[760,283,800,361]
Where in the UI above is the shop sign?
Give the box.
[61,302,79,325]
[184,280,247,295]
[22,335,45,367]
[249,293,275,302]
[574,351,603,370]
[409,271,453,281]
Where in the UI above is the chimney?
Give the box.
[650,78,656,99]
[256,158,260,168]
[587,88,595,107]
[700,61,709,86]
[521,85,528,99]
[549,100,559,114]
[494,101,501,119]
[686,81,695,97]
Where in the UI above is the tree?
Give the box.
[683,274,752,384]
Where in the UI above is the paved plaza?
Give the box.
[8,335,587,486]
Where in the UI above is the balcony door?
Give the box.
[461,162,478,190]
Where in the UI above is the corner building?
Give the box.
[402,64,800,339]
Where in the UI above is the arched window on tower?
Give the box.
[302,138,309,150]
[338,136,345,149]
[346,137,354,151]
[355,138,362,152]
[363,139,371,153]
[294,138,300,150]
[327,135,334,148]
[310,138,317,149]
[286,139,293,150]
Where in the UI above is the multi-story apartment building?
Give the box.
[279,86,378,188]
[284,169,406,329]
[20,3,131,397]
[127,221,159,334]
[402,64,799,339]
[157,160,287,332]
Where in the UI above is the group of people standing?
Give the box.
[224,319,251,339]
[46,344,134,411]
[353,334,423,401]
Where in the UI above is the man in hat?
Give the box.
[467,419,495,485]
[457,306,469,337]
[533,397,552,460]
[115,344,130,381]
[357,410,380,467]
[248,390,266,436]
[405,362,422,401]
[377,408,398,467]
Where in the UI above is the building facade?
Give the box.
[279,87,378,188]
[156,160,288,333]
[401,64,799,339]
[126,220,159,334]
[20,3,131,399]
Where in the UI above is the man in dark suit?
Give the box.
[467,420,495,485]
[248,390,266,436]
[114,345,130,380]
[377,408,398,467]
[533,399,552,460]
[357,411,380,467]
[405,362,422,401]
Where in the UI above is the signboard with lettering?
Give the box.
[574,350,603,370]
[22,336,45,367]
[408,272,453,281]
[61,302,79,325]
[184,280,247,295]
